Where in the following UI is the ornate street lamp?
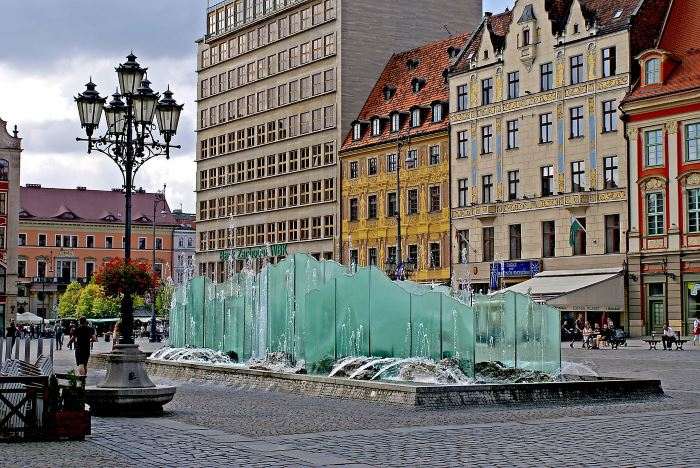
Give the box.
[74,53,180,413]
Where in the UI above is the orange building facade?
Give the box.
[16,186,177,318]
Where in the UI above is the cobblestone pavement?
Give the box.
[4,340,699,467]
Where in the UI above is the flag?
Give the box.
[569,217,586,247]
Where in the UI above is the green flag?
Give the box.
[569,217,585,247]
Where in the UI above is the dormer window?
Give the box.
[447,46,461,58]
[406,58,419,70]
[483,50,489,60]
[411,78,425,93]
[391,112,400,132]
[432,103,443,122]
[383,85,396,100]
[573,24,580,34]
[353,123,362,140]
[372,118,381,136]
[646,58,661,84]
[411,109,421,128]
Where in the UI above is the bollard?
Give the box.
[24,339,31,363]
[37,337,44,358]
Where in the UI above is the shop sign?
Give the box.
[220,244,288,262]
[490,260,541,290]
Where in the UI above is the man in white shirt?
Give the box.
[662,324,677,350]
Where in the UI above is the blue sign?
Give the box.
[489,261,541,290]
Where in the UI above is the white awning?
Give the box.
[503,268,624,310]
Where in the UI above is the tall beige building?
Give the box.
[0,118,21,330]
[195,0,481,279]
[448,0,669,330]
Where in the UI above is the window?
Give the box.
[429,242,441,268]
[603,100,617,132]
[367,157,378,175]
[407,189,419,214]
[507,120,518,149]
[429,186,441,212]
[570,55,584,84]
[458,178,469,207]
[353,123,361,140]
[18,233,26,246]
[0,160,10,182]
[457,230,470,264]
[411,108,421,128]
[482,227,494,262]
[349,161,358,179]
[406,149,417,169]
[368,247,377,266]
[457,85,469,111]
[605,214,620,253]
[509,224,522,260]
[429,145,440,165]
[37,260,46,278]
[540,62,553,91]
[540,113,553,143]
[155,238,163,250]
[482,175,493,203]
[602,47,616,78]
[570,106,584,138]
[646,58,661,84]
[647,192,664,235]
[542,221,555,258]
[86,235,94,248]
[387,246,397,264]
[481,125,493,154]
[604,156,619,189]
[372,118,381,136]
[507,170,519,200]
[507,71,519,99]
[522,29,530,46]
[17,260,26,278]
[572,217,587,255]
[685,123,700,162]
[645,130,664,166]
[408,244,418,265]
[481,78,493,105]
[541,165,554,196]
[387,192,397,217]
[391,113,400,132]
[106,236,113,249]
[38,234,46,247]
[571,161,585,192]
[367,195,377,219]
[688,188,700,233]
[387,153,397,172]
[86,262,95,280]
[432,103,443,122]
[138,237,146,250]
[457,131,469,159]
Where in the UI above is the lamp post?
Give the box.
[74,54,180,413]
[75,53,182,345]
[393,130,413,280]
[150,184,167,342]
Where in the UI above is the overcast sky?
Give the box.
[0,0,512,212]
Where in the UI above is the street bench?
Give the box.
[674,337,690,350]
[642,338,661,350]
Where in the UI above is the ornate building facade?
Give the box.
[340,35,468,283]
[448,0,669,330]
[0,118,21,331]
[622,0,700,335]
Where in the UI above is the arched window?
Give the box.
[0,160,9,181]
[646,58,661,84]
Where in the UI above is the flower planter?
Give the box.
[45,409,91,441]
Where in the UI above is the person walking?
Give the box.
[692,317,700,346]
[29,324,35,339]
[54,322,64,350]
[67,323,76,350]
[74,317,95,376]
[6,320,17,350]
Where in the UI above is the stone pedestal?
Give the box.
[86,344,176,416]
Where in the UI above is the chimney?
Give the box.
[76,186,86,191]
[484,11,492,17]
[111,188,123,192]
[26,183,41,188]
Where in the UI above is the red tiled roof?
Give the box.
[19,186,177,226]
[341,33,471,152]
[625,0,700,101]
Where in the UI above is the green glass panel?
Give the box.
[188,277,205,348]
[474,294,515,367]
[440,295,475,376]
[408,290,442,360]
[368,269,411,358]
[335,268,370,357]
[303,284,336,372]
[266,261,293,356]
[223,294,245,360]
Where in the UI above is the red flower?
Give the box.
[94,258,158,298]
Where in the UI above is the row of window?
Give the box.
[205,0,336,43]
[349,241,444,269]
[199,105,336,160]
[18,259,166,280]
[456,47,617,110]
[456,155,619,206]
[199,215,335,251]
[456,101,618,158]
[643,123,700,167]
[200,31,336,100]
[348,185,443,221]
[645,188,700,237]
[457,215,621,264]
[199,141,335,190]
[347,145,442,180]
[16,233,164,250]
[199,178,335,221]
[352,104,446,141]
[200,67,336,129]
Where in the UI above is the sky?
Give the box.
[0,0,512,213]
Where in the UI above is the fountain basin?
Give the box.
[85,385,177,416]
[123,357,663,408]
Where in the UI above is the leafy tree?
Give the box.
[155,282,175,318]
[58,281,82,318]
[92,293,121,318]
[77,283,103,319]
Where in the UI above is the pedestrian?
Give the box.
[67,323,76,350]
[54,322,64,350]
[662,323,677,350]
[29,324,35,339]
[561,320,575,348]
[74,317,95,376]
[6,320,17,350]
[582,322,593,349]
[112,321,121,350]
[693,317,700,346]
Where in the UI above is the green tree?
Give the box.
[155,283,175,318]
[58,281,82,318]
[92,293,121,318]
[77,283,102,319]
